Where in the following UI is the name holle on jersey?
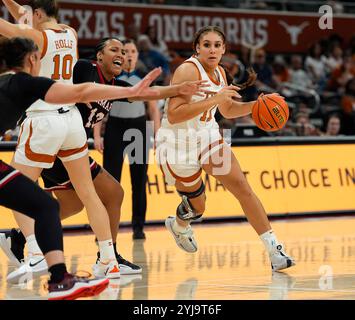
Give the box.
[54,39,74,50]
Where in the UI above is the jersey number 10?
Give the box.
[51,54,73,80]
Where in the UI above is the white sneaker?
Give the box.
[165,216,198,253]
[92,259,120,279]
[7,254,48,284]
[269,243,295,271]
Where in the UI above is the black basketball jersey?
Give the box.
[73,59,131,130]
[0,72,55,136]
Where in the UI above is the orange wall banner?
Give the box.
[1,144,355,230]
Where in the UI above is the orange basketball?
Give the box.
[252,93,289,132]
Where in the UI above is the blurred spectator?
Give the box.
[271,121,297,137]
[137,35,171,85]
[143,25,170,60]
[289,54,313,89]
[322,113,342,136]
[297,102,312,115]
[341,77,355,134]
[252,48,275,93]
[126,23,141,43]
[305,42,327,89]
[239,45,251,66]
[293,112,321,136]
[328,34,344,49]
[272,55,290,88]
[168,50,185,73]
[327,54,355,93]
[322,45,343,74]
[341,78,355,114]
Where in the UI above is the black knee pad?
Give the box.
[176,182,205,221]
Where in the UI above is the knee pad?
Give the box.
[176,182,205,221]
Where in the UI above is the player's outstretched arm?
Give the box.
[2,0,26,21]
[0,18,43,49]
[130,80,210,101]
[44,68,162,104]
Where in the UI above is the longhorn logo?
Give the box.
[278,21,310,45]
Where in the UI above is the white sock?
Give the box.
[173,219,189,233]
[259,230,279,253]
[98,239,116,262]
[26,235,42,255]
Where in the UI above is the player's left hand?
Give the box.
[131,67,162,97]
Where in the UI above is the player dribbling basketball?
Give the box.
[156,26,295,271]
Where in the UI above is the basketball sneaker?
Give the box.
[0,229,25,267]
[92,259,120,279]
[7,253,48,284]
[96,252,142,275]
[48,273,109,300]
[117,254,142,275]
[269,243,295,271]
[165,216,198,253]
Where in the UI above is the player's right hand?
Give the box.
[94,136,104,154]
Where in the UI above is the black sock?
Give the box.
[113,242,119,256]
[49,263,67,283]
[15,229,26,246]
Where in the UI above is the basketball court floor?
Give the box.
[1,216,355,300]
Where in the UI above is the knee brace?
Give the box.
[176,182,205,221]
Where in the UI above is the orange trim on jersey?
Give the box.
[57,143,88,158]
[41,31,48,59]
[193,56,221,85]
[25,121,56,163]
[198,139,224,161]
[207,70,221,86]
[218,65,228,85]
[183,61,202,80]
[166,161,202,183]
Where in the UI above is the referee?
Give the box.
[102,39,161,240]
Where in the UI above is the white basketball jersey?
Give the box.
[161,56,227,133]
[27,28,78,112]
